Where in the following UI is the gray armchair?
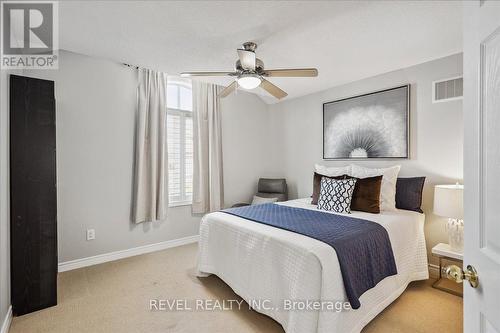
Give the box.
[232,178,288,207]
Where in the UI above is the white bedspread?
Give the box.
[197,198,428,333]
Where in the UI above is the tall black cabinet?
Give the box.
[10,75,57,315]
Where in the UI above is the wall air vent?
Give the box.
[432,76,463,103]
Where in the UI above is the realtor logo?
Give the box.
[1,1,58,69]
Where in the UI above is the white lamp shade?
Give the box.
[433,184,464,219]
[237,75,261,90]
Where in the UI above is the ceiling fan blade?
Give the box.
[180,71,236,77]
[218,81,238,98]
[260,79,288,99]
[237,49,256,70]
[263,68,318,77]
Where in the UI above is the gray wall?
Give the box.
[22,50,272,262]
[221,92,281,206]
[268,53,464,266]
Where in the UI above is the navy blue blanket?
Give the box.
[221,203,397,309]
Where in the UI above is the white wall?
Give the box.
[22,50,271,262]
[268,53,463,266]
[0,68,19,329]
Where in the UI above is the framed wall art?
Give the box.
[323,85,410,159]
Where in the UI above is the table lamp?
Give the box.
[433,184,464,252]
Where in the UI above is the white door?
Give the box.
[463,1,500,332]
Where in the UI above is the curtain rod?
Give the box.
[122,63,177,77]
[123,63,139,70]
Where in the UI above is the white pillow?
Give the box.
[251,195,278,205]
[350,164,401,211]
[314,164,351,177]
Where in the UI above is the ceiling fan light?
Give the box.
[237,75,261,90]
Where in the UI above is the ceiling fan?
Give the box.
[180,42,318,100]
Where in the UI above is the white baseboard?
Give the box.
[1,306,12,333]
[58,235,199,272]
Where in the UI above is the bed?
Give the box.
[197,198,428,333]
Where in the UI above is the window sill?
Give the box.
[169,201,192,208]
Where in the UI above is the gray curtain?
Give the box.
[132,69,168,223]
[192,81,224,214]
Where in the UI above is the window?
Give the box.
[167,81,193,206]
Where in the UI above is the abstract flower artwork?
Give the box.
[323,85,409,159]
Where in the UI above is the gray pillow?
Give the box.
[251,195,278,205]
[395,177,426,213]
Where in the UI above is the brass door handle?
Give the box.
[443,264,479,288]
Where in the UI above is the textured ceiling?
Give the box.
[59,1,463,104]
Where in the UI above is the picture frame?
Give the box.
[323,85,410,160]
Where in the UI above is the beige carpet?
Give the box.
[10,243,462,333]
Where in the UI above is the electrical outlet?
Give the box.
[86,229,95,241]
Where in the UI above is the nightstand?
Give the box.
[431,243,463,297]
